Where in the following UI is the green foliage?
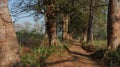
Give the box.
[93,3,108,40]
[105,48,120,67]
[57,0,73,13]
[70,11,88,39]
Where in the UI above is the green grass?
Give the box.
[20,44,67,67]
[94,40,107,49]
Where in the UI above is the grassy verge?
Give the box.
[103,48,120,67]
[94,40,120,67]
[20,43,69,67]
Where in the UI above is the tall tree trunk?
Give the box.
[46,18,58,46]
[107,0,120,50]
[45,0,60,46]
[63,14,69,40]
[0,0,20,67]
[87,0,94,44]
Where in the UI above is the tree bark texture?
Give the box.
[107,0,120,50]
[63,14,69,40]
[45,0,59,46]
[0,0,20,67]
[87,0,94,43]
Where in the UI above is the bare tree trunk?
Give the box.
[46,18,58,46]
[107,0,120,50]
[0,0,20,67]
[87,0,94,44]
[45,0,60,46]
[63,14,69,40]
[50,19,58,45]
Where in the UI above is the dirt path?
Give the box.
[44,43,107,67]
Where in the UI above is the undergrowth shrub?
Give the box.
[16,30,44,48]
[105,48,120,67]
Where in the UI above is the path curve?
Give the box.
[44,42,107,67]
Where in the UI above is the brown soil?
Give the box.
[43,42,107,67]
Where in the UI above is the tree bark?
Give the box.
[87,0,94,44]
[45,0,60,46]
[46,18,58,46]
[63,14,69,40]
[0,0,20,67]
[107,0,120,50]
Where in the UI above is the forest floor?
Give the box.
[43,42,107,67]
